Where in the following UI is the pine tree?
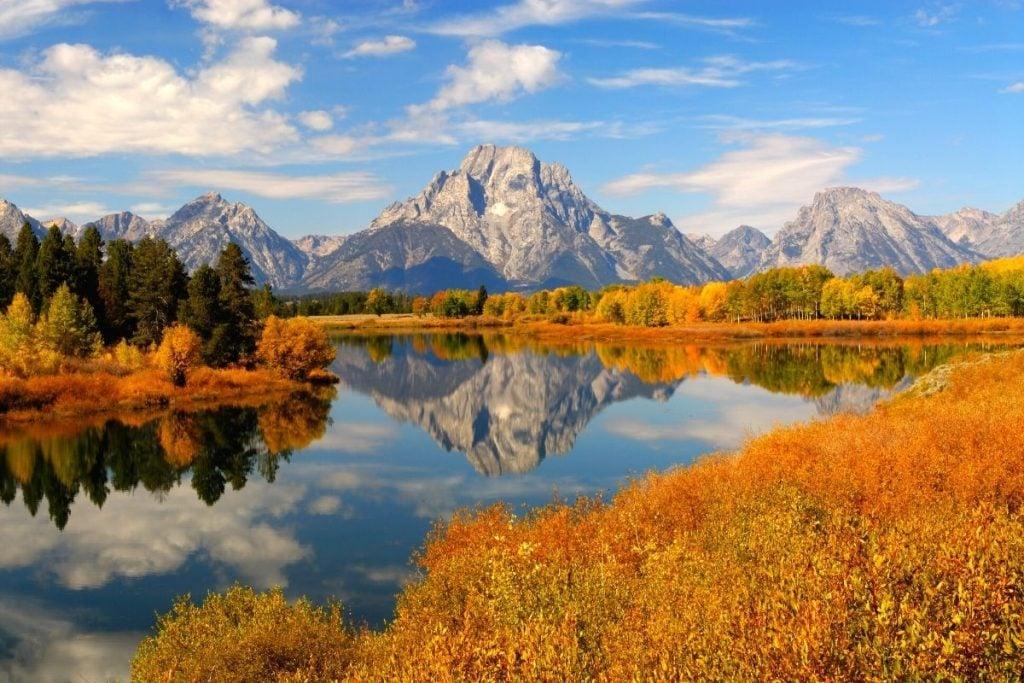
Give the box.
[98,239,134,342]
[36,225,75,303]
[75,226,104,316]
[0,234,14,309]
[13,223,40,311]
[214,243,256,363]
[128,237,188,347]
[179,264,226,364]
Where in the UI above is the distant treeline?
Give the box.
[409,257,1024,325]
[282,289,416,316]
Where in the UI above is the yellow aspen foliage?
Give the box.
[256,315,336,380]
[154,324,202,386]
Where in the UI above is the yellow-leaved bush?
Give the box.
[154,324,202,386]
[132,350,1024,681]
[256,315,336,380]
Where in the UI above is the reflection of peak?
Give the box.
[332,341,678,476]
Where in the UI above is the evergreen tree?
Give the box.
[474,284,488,315]
[13,223,40,311]
[251,283,280,320]
[128,237,187,347]
[0,234,14,309]
[75,226,104,316]
[36,225,75,303]
[179,264,226,363]
[98,239,134,342]
[214,243,256,363]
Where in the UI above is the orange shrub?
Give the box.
[257,315,336,380]
[154,324,202,386]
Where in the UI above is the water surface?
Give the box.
[0,334,1012,681]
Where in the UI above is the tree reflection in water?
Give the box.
[0,389,334,530]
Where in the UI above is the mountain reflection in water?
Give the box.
[330,334,981,476]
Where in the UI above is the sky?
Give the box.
[0,0,1021,239]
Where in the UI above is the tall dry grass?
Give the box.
[133,350,1024,681]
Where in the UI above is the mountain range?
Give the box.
[1,145,1021,291]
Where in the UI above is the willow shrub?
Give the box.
[133,351,1024,681]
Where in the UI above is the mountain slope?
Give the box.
[760,187,978,275]
[153,193,308,287]
[933,202,1024,258]
[364,144,725,288]
[0,199,43,240]
[711,225,772,278]
[84,211,159,241]
[301,220,507,292]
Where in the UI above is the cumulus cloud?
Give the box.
[0,0,121,40]
[148,168,393,203]
[588,55,796,89]
[175,0,300,30]
[0,480,308,590]
[603,134,919,236]
[1000,81,1024,93]
[411,40,562,114]
[343,35,416,58]
[298,109,334,131]
[0,37,301,158]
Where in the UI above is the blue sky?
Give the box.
[0,0,1021,238]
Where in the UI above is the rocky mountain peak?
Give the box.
[0,198,43,240]
[459,143,540,180]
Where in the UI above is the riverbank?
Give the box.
[316,313,1024,342]
[0,366,325,425]
[133,348,1024,680]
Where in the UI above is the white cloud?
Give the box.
[0,480,308,589]
[430,0,642,36]
[299,109,334,131]
[699,114,861,131]
[175,0,300,31]
[0,0,121,40]
[148,168,393,203]
[913,4,958,27]
[588,55,796,89]
[412,40,562,114]
[603,134,918,236]
[130,201,173,216]
[1000,81,1024,93]
[23,201,111,222]
[428,0,751,38]
[343,34,416,58]
[0,37,301,158]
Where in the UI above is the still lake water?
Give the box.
[0,334,1015,681]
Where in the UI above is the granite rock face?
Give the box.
[759,187,978,275]
[710,225,772,278]
[932,201,1024,259]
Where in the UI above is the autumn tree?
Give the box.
[155,324,202,386]
[37,283,101,358]
[256,316,336,380]
[365,288,393,316]
[0,293,39,376]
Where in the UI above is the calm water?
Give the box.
[0,334,1014,681]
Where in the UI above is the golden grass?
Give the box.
[133,349,1024,681]
[0,366,305,425]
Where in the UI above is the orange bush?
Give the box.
[154,324,202,386]
[257,315,336,380]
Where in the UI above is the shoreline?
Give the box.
[0,366,331,426]
[315,314,1024,342]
